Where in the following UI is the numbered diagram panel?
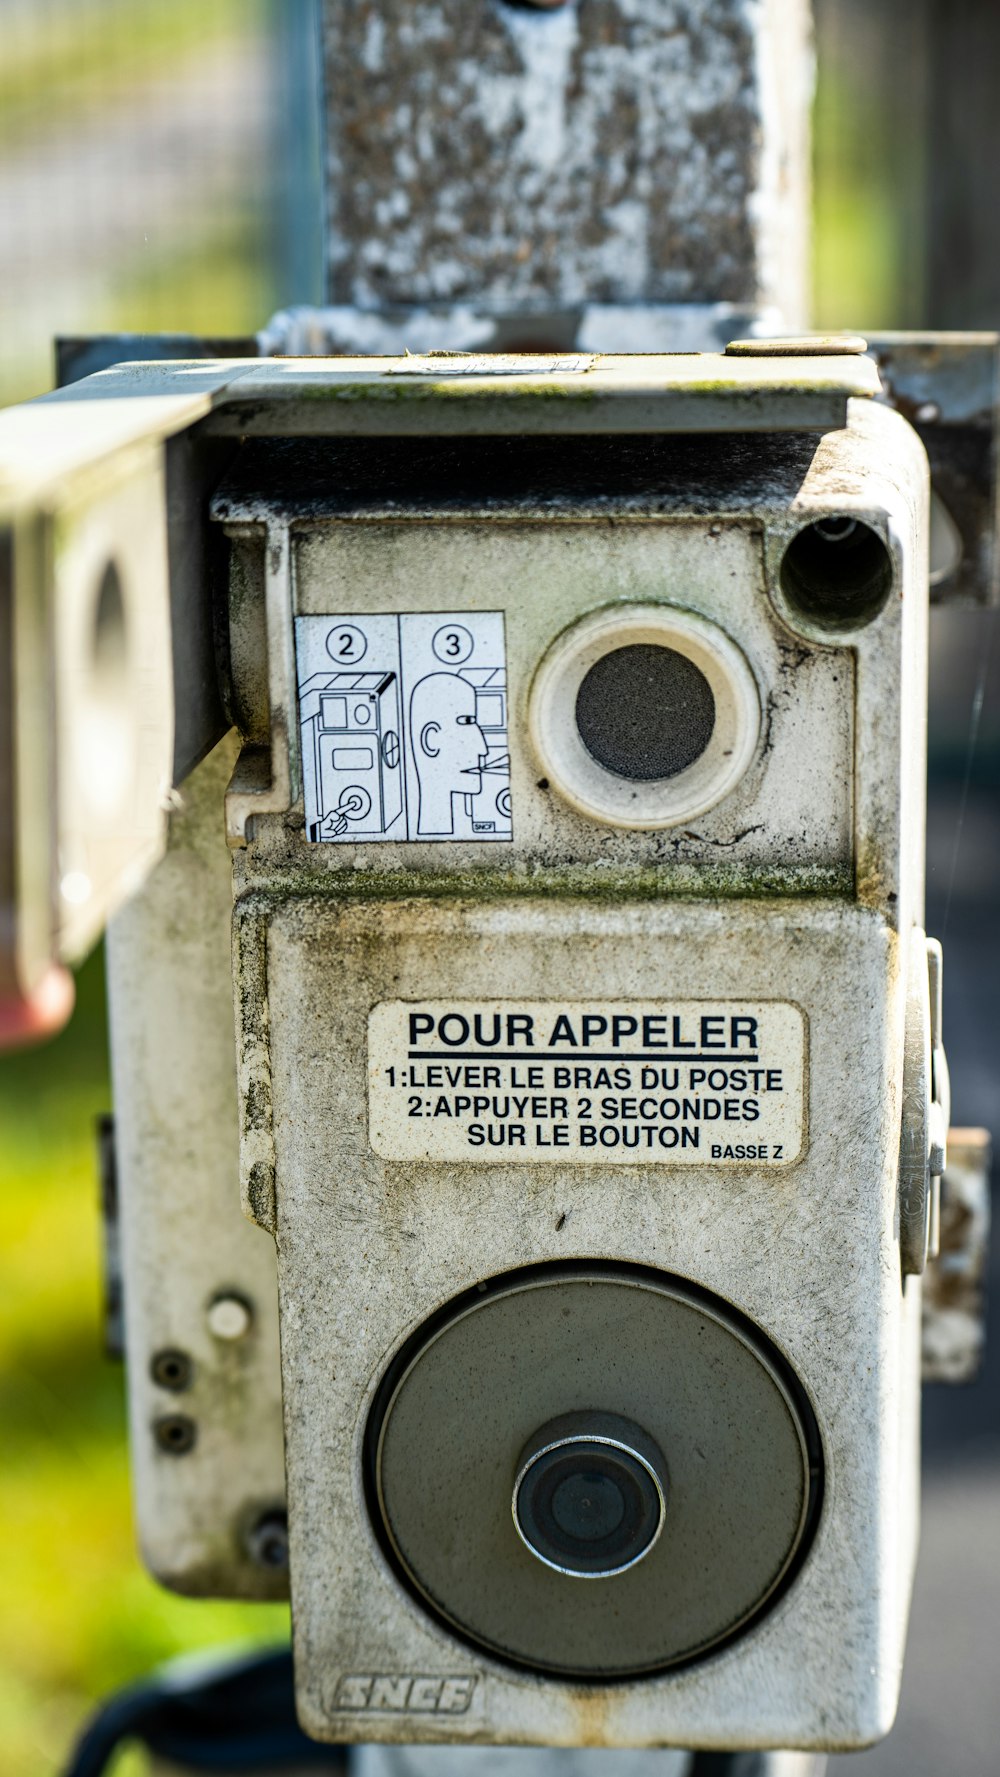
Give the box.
[296,613,512,844]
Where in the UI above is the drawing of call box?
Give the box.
[464,667,512,836]
[300,670,403,840]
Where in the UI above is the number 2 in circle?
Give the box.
[325,624,367,664]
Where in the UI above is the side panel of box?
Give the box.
[108,735,287,1598]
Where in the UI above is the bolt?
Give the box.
[153,1414,197,1456]
[246,1510,289,1570]
[150,1348,193,1392]
[207,1294,253,1342]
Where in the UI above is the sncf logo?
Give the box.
[332,1674,477,1714]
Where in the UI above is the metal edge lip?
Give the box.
[0,355,879,511]
[200,351,879,436]
[214,351,881,396]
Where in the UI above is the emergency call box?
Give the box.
[202,351,938,1751]
[0,350,942,1756]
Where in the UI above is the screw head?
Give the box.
[150,1348,193,1392]
[207,1294,253,1341]
[246,1511,289,1570]
[153,1413,197,1456]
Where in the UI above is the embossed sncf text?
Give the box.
[332,1674,478,1713]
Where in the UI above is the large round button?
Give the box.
[366,1265,821,1679]
[513,1412,667,1577]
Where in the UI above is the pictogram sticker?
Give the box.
[296,612,511,844]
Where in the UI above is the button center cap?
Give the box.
[512,1411,668,1579]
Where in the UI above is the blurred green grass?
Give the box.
[0,209,274,410]
[0,950,289,1777]
[811,5,927,330]
[107,211,274,340]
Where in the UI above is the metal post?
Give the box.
[926,0,1000,328]
[272,0,325,307]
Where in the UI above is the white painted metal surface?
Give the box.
[218,391,932,1745]
[1,442,174,997]
[107,736,287,1599]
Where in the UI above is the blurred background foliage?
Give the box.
[0,0,308,410]
[1,5,293,1772]
[0,2,996,1774]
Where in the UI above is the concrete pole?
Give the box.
[266,0,814,355]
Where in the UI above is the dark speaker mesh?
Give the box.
[574,644,716,781]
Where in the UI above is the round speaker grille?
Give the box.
[366,1265,821,1679]
[575,643,716,780]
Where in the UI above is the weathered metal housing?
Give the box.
[0,352,944,1749]
[202,366,931,1748]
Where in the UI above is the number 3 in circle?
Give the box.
[432,624,474,665]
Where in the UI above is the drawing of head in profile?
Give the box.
[410,673,488,836]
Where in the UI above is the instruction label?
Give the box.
[368,1001,806,1165]
[296,613,511,844]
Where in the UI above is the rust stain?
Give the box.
[567,1685,616,1747]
